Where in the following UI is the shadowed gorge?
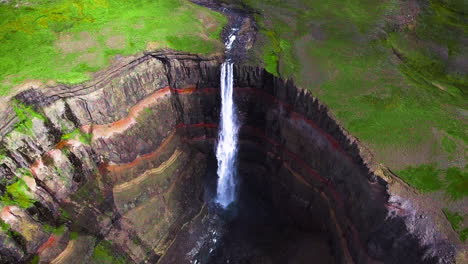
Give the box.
[0,51,462,263]
[0,0,466,263]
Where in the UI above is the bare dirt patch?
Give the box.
[294,34,325,89]
[370,135,439,171]
[75,52,105,67]
[196,10,218,33]
[56,32,98,54]
[106,35,126,50]
[146,41,168,51]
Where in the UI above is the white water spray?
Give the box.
[216,29,239,208]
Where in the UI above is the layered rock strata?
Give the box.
[0,52,463,263]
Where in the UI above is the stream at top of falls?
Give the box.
[216,28,239,208]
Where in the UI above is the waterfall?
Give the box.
[216,29,238,208]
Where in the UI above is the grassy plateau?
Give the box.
[0,0,227,95]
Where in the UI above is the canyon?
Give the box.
[0,49,463,263]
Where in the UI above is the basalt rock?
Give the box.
[0,51,463,264]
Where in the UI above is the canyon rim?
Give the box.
[0,0,466,263]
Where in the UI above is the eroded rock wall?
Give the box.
[232,66,460,263]
[0,52,462,264]
[0,52,222,263]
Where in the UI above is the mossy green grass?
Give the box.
[443,208,468,242]
[0,168,36,209]
[228,0,468,234]
[0,219,10,232]
[230,0,467,198]
[43,224,66,235]
[92,240,128,264]
[12,100,46,136]
[396,164,443,193]
[396,164,467,200]
[0,0,227,95]
[61,128,92,145]
[445,166,468,200]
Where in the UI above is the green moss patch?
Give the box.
[228,0,466,187]
[396,164,468,200]
[61,128,92,145]
[443,208,467,242]
[59,207,72,221]
[43,224,66,236]
[441,136,457,154]
[0,147,7,164]
[0,219,10,232]
[0,169,36,209]
[0,0,227,95]
[445,167,468,200]
[397,164,443,192]
[12,101,46,136]
[69,231,79,240]
[28,255,40,264]
[92,240,127,264]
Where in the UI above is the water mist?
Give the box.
[216,29,239,208]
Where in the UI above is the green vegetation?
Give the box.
[443,209,468,242]
[0,147,7,163]
[69,231,79,240]
[1,178,35,208]
[396,164,468,200]
[445,167,468,200]
[441,136,457,154]
[240,0,399,78]
[28,255,40,264]
[61,128,92,144]
[43,224,66,235]
[259,29,281,76]
[12,101,46,136]
[462,228,468,242]
[227,0,466,196]
[0,217,31,251]
[92,240,127,264]
[59,207,71,221]
[0,0,227,95]
[0,169,36,209]
[0,219,10,232]
[397,164,443,192]
[144,107,153,114]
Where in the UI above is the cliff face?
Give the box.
[0,52,462,263]
[0,52,221,263]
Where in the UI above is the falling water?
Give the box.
[216,29,239,208]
